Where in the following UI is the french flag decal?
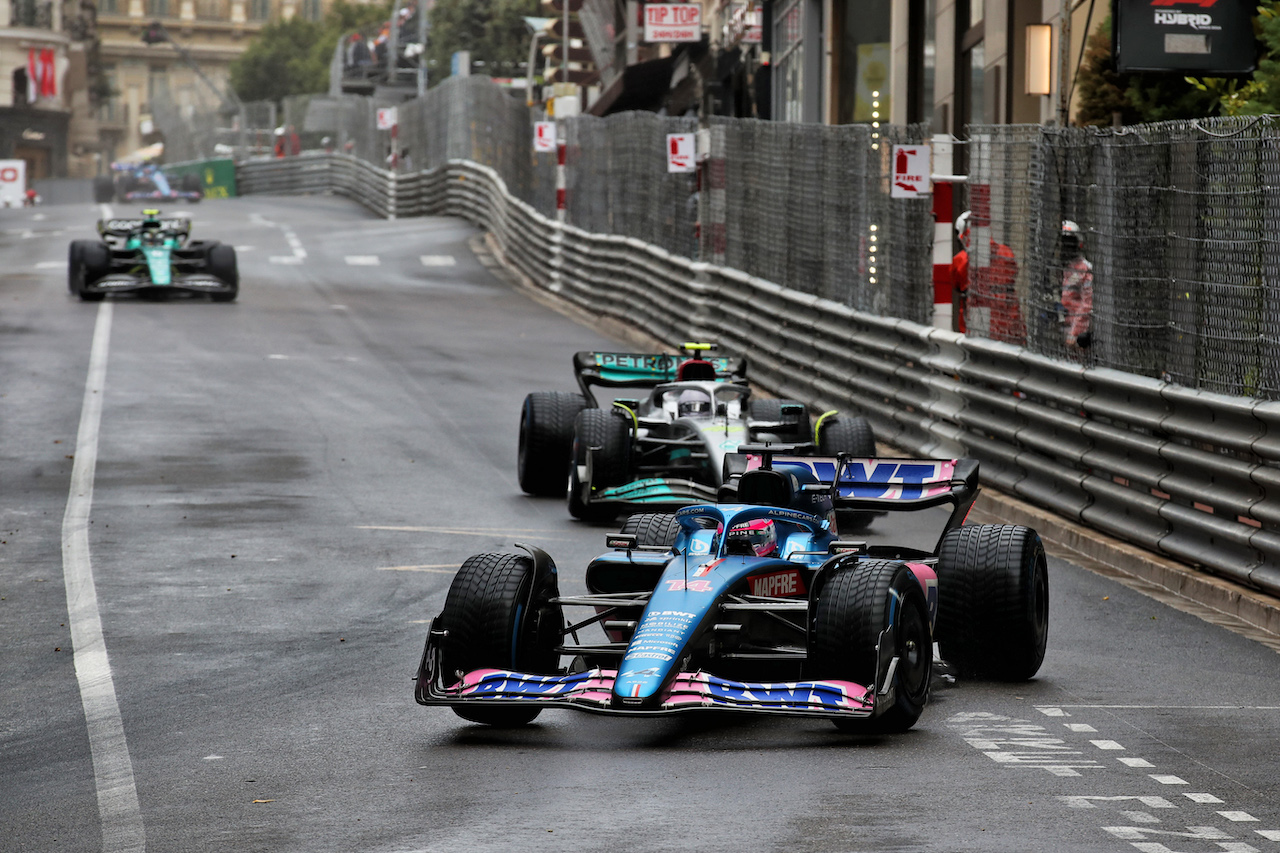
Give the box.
[693,559,724,578]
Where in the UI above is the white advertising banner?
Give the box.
[0,160,27,207]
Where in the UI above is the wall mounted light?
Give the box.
[1025,24,1052,96]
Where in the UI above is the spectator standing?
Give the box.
[1060,220,1094,350]
[288,125,301,156]
[951,211,1025,344]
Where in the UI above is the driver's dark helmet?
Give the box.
[677,389,711,418]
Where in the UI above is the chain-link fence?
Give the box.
[969,116,1280,400]
[708,118,934,321]
[160,76,1280,400]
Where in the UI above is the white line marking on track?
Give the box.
[1092,740,1126,750]
[420,255,456,266]
[1151,775,1189,785]
[1120,811,1161,824]
[35,261,63,269]
[1037,707,1070,716]
[1186,793,1226,804]
[1119,757,1155,768]
[1066,723,1098,732]
[378,565,457,573]
[1221,813,1260,823]
[269,256,302,264]
[345,255,380,265]
[62,302,146,852]
[1256,830,1280,841]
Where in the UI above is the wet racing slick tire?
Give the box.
[518,391,588,496]
[567,407,631,522]
[748,398,811,444]
[437,552,563,727]
[68,240,86,294]
[72,241,109,302]
[935,524,1048,681]
[92,175,115,203]
[207,244,239,302]
[809,560,932,733]
[619,512,681,549]
[818,414,878,530]
[817,414,876,457]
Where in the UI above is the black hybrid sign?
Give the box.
[1114,0,1256,74]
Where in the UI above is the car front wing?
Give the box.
[415,631,876,719]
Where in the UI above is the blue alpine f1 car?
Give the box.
[517,344,876,522]
[417,447,1049,732]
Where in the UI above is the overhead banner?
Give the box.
[1114,0,1256,74]
[644,3,702,43]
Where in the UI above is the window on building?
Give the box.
[773,0,805,122]
[148,63,169,109]
[151,0,170,17]
[197,0,226,18]
[907,0,936,125]
[303,0,321,20]
[835,0,892,125]
[249,0,269,20]
[100,0,119,13]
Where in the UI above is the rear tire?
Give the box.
[817,415,876,457]
[819,415,878,531]
[518,392,588,496]
[936,524,1048,681]
[619,512,681,548]
[92,175,115,203]
[207,244,239,302]
[810,560,932,733]
[437,552,563,727]
[567,408,631,522]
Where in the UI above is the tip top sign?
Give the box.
[644,3,703,43]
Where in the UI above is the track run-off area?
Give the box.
[2,195,1278,853]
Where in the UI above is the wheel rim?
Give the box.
[895,595,931,701]
[517,407,530,476]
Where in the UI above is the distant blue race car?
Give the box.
[416,448,1049,733]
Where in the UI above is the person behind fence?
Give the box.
[1059,220,1093,350]
[951,211,1024,344]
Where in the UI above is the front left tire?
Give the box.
[437,552,563,727]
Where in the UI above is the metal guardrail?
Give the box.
[235,154,1280,598]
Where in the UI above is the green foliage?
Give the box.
[427,0,540,79]
[1075,17,1219,126]
[230,1,392,102]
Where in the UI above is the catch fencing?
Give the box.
[968,117,1280,400]
[170,80,1280,400]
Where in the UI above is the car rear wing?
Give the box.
[573,347,748,402]
[98,217,190,237]
[728,446,980,532]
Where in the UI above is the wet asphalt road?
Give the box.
[1,196,1278,853]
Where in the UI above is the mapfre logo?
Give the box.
[1150,0,1217,6]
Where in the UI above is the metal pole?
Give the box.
[1057,0,1072,126]
[424,0,435,95]
[562,0,569,84]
